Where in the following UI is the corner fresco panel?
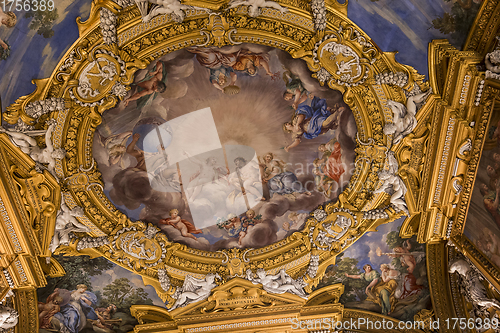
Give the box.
[37,255,165,333]
[315,218,431,321]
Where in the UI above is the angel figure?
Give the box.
[219,213,248,245]
[246,268,308,298]
[373,151,408,215]
[159,208,202,240]
[187,48,239,93]
[169,273,220,310]
[134,0,196,23]
[227,0,288,17]
[383,88,432,145]
[0,121,65,178]
[49,195,90,253]
[97,131,133,168]
[184,152,229,202]
[376,240,425,274]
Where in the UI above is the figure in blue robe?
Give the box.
[52,286,99,333]
[295,96,331,140]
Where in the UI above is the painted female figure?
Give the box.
[259,152,310,197]
[345,264,398,316]
[283,102,344,152]
[50,284,99,333]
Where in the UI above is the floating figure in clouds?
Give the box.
[231,49,279,79]
[97,131,133,168]
[241,209,262,227]
[319,139,345,184]
[123,133,180,192]
[123,60,167,109]
[188,48,239,93]
[283,71,308,110]
[229,157,265,202]
[125,133,147,171]
[376,240,424,274]
[218,213,248,245]
[184,152,229,202]
[259,152,310,197]
[0,8,16,57]
[159,208,202,240]
[283,101,344,152]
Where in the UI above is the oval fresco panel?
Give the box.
[93,44,357,251]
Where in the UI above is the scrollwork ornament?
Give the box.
[311,31,374,88]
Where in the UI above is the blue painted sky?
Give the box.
[348,0,456,77]
[0,0,472,109]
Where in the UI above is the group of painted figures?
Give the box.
[93,47,347,243]
[344,240,425,316]
[38,284,119,333]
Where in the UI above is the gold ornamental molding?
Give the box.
[416,0,500,329]
[0,0,433,292]
[2,0,499,331]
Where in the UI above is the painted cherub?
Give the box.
[159,208,202,240]
[222,213,248,245]
[241,209,262,229]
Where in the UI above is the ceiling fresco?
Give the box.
[93,44,356,250]
[0,0,496,332]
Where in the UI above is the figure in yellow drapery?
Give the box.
[345,264,398,315]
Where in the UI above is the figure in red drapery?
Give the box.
[159,209,202,240]
[323,141,345,183]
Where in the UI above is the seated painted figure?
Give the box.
[50,284,99,333]
[260,152,310,197]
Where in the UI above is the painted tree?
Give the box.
[37,255,114,301]
[431,0,481,45]
[101,277,153,313]
[25,9,59,38]
[316,255,367,303]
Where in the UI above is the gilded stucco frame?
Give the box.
[3,0,500,331]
